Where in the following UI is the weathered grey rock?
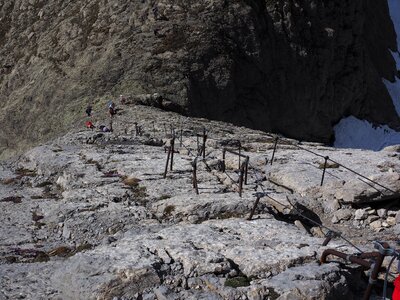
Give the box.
[259,263,355,299]
[387,216,397,226]
[377,208,387,218]
[370,220,383,230]
[333,209,353,222]
[267,145,400,205]
[393,224,400,235]
[354,209,368,220]
[366,215,380,224]
[50,218,339,299]
[382,221,390,228]
[62,225,71,240]
[1,105,398,300]
[322,198,341,213]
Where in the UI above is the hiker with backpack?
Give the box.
[108,101,116,118]
[85,104,93,117]
[85,121,95,130]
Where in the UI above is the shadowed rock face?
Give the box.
[0,0,399,158]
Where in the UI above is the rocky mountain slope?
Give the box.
[1,0,400,158]
[2,104,400,299]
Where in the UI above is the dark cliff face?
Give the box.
[0,0,399,157]
[187,0,400,142]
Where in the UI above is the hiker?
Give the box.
[85,121,95,130]
[99,125,110,132]
[119,94,126,105]
[85,104,93,117]
[108,101,116,118]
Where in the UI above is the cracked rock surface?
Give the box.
[1,104,400,299]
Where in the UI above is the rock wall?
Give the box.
[0,0,399,158]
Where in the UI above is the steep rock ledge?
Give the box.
[3,104,399,299]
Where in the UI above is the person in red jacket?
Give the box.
[85,121,95,130]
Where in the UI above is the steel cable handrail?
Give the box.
[157,124,396,254]
[247,161,364,253]
[147,119,397,197]
[222,169,241,189]
[291,142,397,195]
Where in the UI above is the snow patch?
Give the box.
[334,116,400,151]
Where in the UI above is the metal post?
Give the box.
[248,196,261,220]
[363,243,389,300]
[170,137,175,171]
[320,156,329,186]
[244,156,249,185]
[196,135,200,156]
[270,137,278,165]
[222,149,226,172]
[322,236,331,246]
[322,231,334,246]
[134,122,138,136]
[192,158,199,195]
[179,118,183,147]
[238,163,245,197]
[163,147,171,178]
[238,143,241,170]
[202,128,207,159]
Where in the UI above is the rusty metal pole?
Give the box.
[270,137,278,165]
[238,143,241,170]
[321,249,374,269]
[321,245,389,300]
[180,129,183,147]
[222,149,226,172]
[163,147,171,178]
[196,135,200,156]
[244,156,249,185]
[320,156,329,186]
[363,243,389,300]
[238,163,245,197]
[192,158,199,194]
[248,196,261,220]
[202,128,207,159]
[322,237,331,247]
[170,137,175,171]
